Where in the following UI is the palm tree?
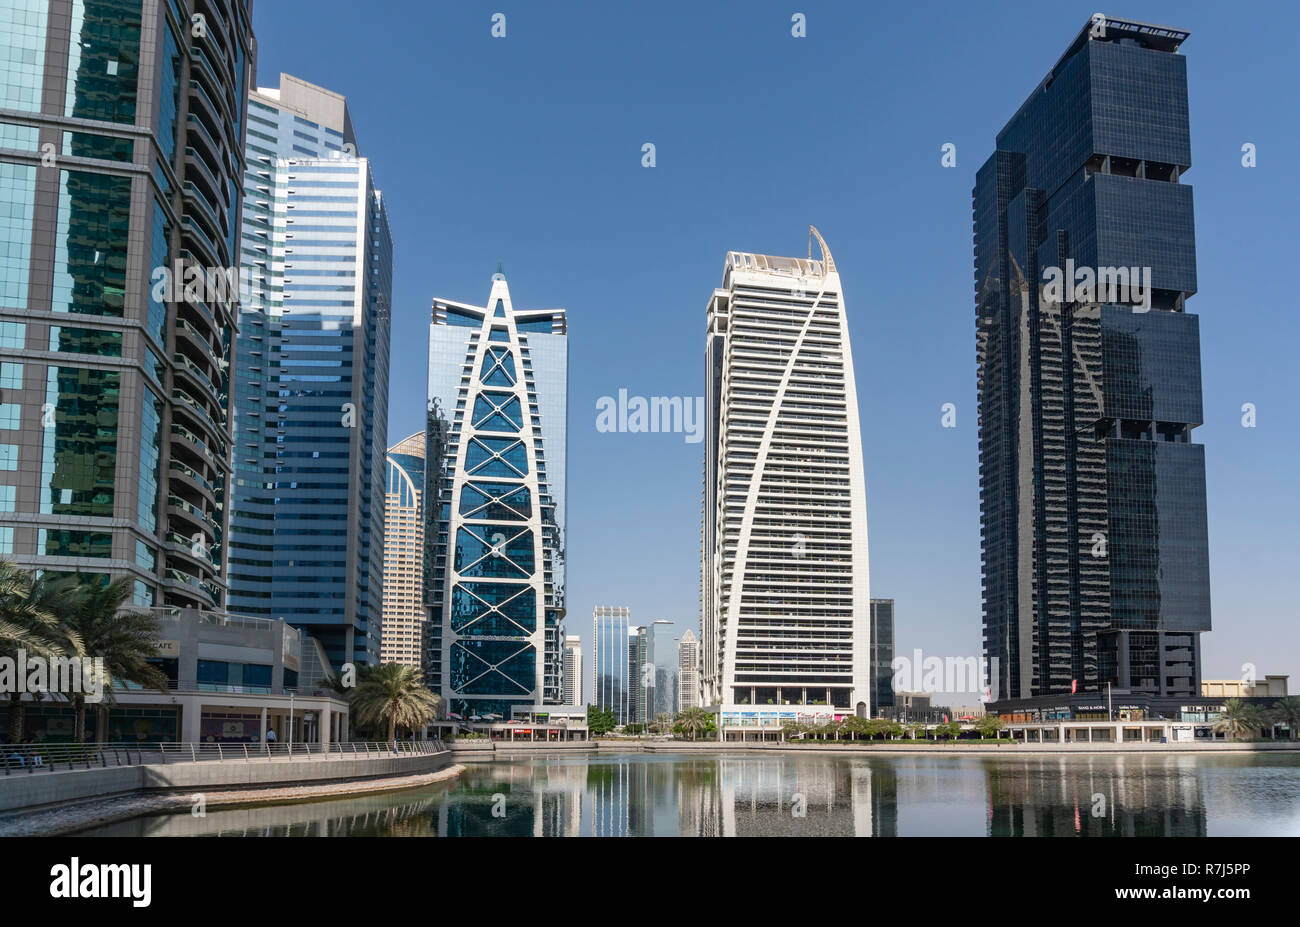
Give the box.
[1270,697,1300,741]
[1212,699,1262,742]
[350,663,441,744]
[674,707,713,742]
[58,576,168,742]
[0,562,80,743]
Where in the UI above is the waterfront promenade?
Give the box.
[451,738,1300,757]
[0,740,453,825]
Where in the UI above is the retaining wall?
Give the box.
[0,750,452,813]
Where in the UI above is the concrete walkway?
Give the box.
[0,746,454,814]
[0,763,467,837]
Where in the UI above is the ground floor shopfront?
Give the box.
[1,689,349,747]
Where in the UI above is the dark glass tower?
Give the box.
[0,0,254,610]
[870,599,894,712]
[973,16,1210,703]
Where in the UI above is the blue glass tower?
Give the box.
[593,606,630,724]
[427,273,568,719]
[227,75,392,667]
[974,17,1210,702]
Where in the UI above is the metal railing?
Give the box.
[1,739,447,775]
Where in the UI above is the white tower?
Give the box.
[702,228,871,716]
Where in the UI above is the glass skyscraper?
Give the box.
[427,273,568,720]
[702,228,873,715]
[973,16,1210,703]
[227,74,393,668]
[870,599,894,712]
[628,624,653,726]
[0,0,253,609]
[593,606,630,724]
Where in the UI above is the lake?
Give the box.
[77,750,1300,837]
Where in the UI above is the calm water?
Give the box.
[78,751,1300,837]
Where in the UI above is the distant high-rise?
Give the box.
[381,433,426,669]
[0,0,254,608]
[428,273,568,720]
[870,600,895,712]
[562,634,582,707]
[654,666,677,717]
[702,228,872,714]
[974,16,1210,703]
[593,606,630,724]
[228,74,393,668]
[678,629,699,710]
[628,625,654,726]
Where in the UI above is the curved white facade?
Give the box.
[381,432,426,669]
[702,229,871,715]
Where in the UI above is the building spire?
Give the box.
[809,225,835,272]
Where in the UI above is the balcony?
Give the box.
[167,494,219,537]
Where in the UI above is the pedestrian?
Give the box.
[265,727,277,753]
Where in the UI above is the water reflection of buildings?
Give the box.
[986,756,1208,837]
[671,756,897,837]
[438,755,902,836]
[80,753,1243,837]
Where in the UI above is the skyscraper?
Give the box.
[227,74,393,668]
[428,273,568,720]
[974,16,1210,704]
[0,0,254,608]
[677,628,699,710]
[653,666,677,717]
[562,634,582,707]
[593,605,630,724]
[870,599,895,713]
[628,624,653,726]
[702,228,872,715]
[381,432,425,669]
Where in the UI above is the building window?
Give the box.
[0,0,48,112]
[0,321,25,348]
[65,0,142,124]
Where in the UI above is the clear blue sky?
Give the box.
[251,1,1300,688]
